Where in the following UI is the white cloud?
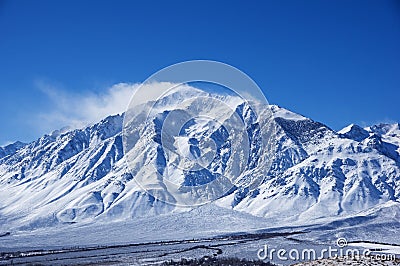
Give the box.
[33,81,196,133]
[35,82,138,132]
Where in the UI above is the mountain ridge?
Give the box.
[0,97,399,232]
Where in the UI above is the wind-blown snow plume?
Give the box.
[35,81,137,131]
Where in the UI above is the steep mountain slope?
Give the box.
[0,88,399,232]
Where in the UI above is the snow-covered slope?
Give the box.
[220,116,400,222]
[0,87,399,234]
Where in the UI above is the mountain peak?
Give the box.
[338,124,369,142]
[50,126,73,139]
[88,113,123,142]
[367,123,400,136]
[0,141,27,159]
[269,104,307,121]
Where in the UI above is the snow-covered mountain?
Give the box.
[221,117,400,223]
[0,87,399,232]
[0,141,26,159]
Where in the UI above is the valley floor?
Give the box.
[1,205,399,265]
[1,232,399,265]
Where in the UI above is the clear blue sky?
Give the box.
[0,0,399,145]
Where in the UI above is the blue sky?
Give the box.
[0,0,399,145]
